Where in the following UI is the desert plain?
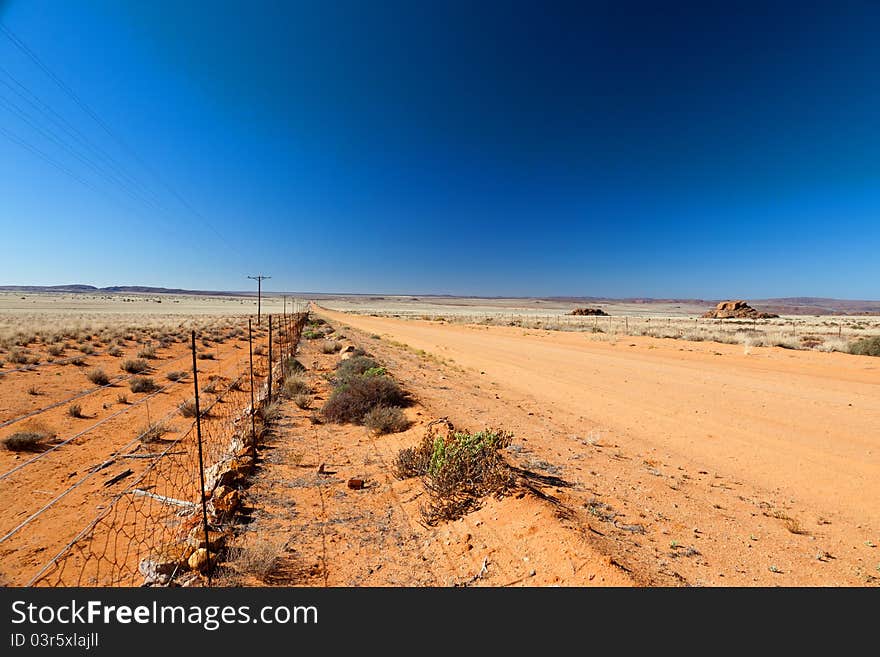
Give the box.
[1,291,878,586]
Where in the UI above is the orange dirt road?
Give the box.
[319,306,880,585]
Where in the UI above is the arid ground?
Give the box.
[1,293,878,586]
[217,303,879,587]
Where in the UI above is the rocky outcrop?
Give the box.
[702,300,778,319]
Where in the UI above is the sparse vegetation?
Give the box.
[282,374,311,397]
[116,393,129,405]
[178,399,204,418]
[136,344,157,359]
[2,429,53,452]
[107,345,123,357]
[848,336,880,357]
[138,422,168,444]
[86,367,110,386]
[197,351,215,360]
[26,385,40,396]
[129,376,157,393]
[67,403,85,418]
[363,406,408,434]
[335,355,380,385]
[394,422,514,524]
[121,358,149,374]
[322,374,406,424]
[293,393,311,409]
[303,330,323,340]
[258,401,282,423]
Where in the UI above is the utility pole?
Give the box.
[247,275,271,325]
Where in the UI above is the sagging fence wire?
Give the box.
[24,311,308,587]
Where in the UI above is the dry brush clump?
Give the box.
[849,336,880,357]
[121,358,149,374]
[129,376,157,393]
[363,405,409,434]
[322,373,406,424]
[85,367,110,386]
[394,421,514,525]
[138,422,169,444]
[1,421,56,452]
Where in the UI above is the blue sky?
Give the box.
[0,1,877,298]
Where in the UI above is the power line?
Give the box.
[0,21,248,266]
[248,275,271,325]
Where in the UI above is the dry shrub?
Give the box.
[178,399,200,418]
[197,351,215,360]
[166,370,187,382]
[129,376,157,393]
[47,344,65,357]
[138,422,168,444]
[253,344,265,356]
[259,401,282,424]
[283,374,311,397]
[228,538,280,581]
[137,344,157,359]
[849,336,880,357]
[86,367,110,386]
[2,422,56,452]
[363,405,408,434]
[116,393,129,405]
[293,393,311,409]
[322,375,406,424]
[67,403,85,418]
[394,421,514,525]
[121,358,149,374]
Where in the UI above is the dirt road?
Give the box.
[316,306,880,585]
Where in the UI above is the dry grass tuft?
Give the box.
[129,376,157,393]
[121,358,149,374]
[86,367,110,386]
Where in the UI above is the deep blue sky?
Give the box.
[0,1,878,298]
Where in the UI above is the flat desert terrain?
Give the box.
[1,292,878,587]
[303,304,879,585]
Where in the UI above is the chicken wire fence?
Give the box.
[20,311,309,587]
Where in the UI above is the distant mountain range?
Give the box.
[0,284,252,297]
[1,285,878,315]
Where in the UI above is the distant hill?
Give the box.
[0,284,253,297]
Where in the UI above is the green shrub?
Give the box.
[335,355,380,385]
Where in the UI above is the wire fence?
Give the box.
[1,310,309,587]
